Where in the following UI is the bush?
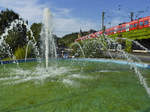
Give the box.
[14,47,26,59]
[14,45,36,60]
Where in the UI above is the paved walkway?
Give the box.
[104,51,150,64]
[132,53,150,64]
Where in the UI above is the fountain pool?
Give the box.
[0,60,150,112]
[0,7,150,112]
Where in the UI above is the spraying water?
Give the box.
[40,8,57,69]
[72,35,150,96]
[0,19,39,62]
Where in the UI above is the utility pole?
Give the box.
[102,11,105,32]
[130,12,134,21]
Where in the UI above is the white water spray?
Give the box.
[0,19,39,62]
[40,8,57,69]
[73,35,150,96]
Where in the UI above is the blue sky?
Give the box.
[0,0,150,37]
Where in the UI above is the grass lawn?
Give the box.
[0,60,150,112]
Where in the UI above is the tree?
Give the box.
[30,23,42,49]
[0,9,28,59]
[0,9,19,35]
[6,23,27,52]
[58,32,79,48]
[58,29,97,48]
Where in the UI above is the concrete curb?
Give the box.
[0,58,150,69]
[71,58,150,69]
[0,58,37,65]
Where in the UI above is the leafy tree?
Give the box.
[0,9,28,59]
[0,9,19,35]
[30,23,42,43]
[58,32,78,48]
[6,24,27,52]
[58,29,96,48]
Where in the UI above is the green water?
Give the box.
[0,60,150,112]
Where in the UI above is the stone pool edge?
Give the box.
[0,58,150,69]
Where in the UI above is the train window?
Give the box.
[144,20,148,25]
[140,21,143,26]
[134,23,138,27]
[130,24,133,28]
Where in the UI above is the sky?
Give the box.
[0,0,150,37]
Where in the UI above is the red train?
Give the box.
[75,16,150,41]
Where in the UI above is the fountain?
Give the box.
[40,8,57,69]
[0,8,150,111]
[0,8,149,92]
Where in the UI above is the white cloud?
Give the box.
[54,17,98,37]
[0,0,45,23]
[53,7,72,17]
[0,0,98,37]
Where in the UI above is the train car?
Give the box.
[75,16,150,42]
[89,33,96,39]
[138,16,150,29]
[128,20,138,31]
[95,31,103,35]
[121,23,127,32]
